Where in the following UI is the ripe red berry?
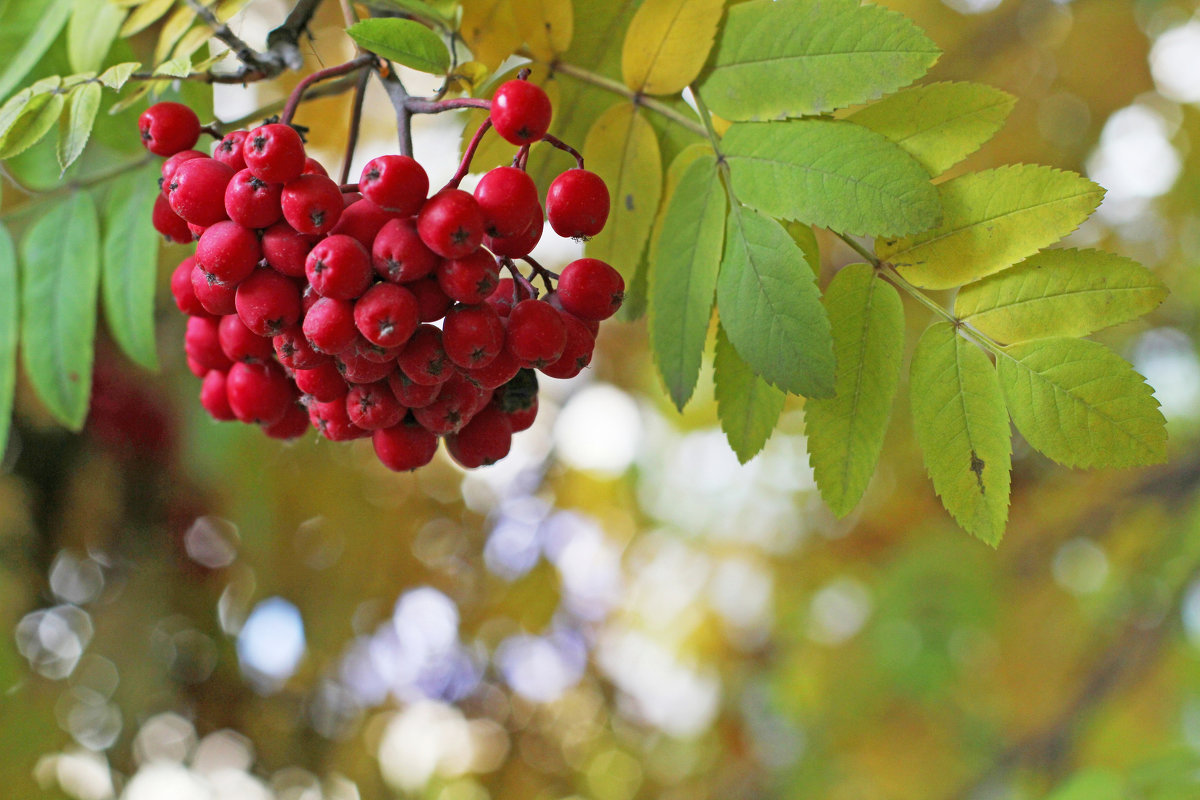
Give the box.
[199,369,236,421]
[263,401,311,440]
[462,346,522,390]
[445,405,513,468]
[503,393,538,432]
[388,371,443,408]
[412,373,487,434]
[282,174,344,235]
[539,312,595,379]
[443,304,505,368]
[353,283,419,348]
[334,349,395,384]
[226,361,295,425]
[346,381,406,431]
[359,155,429,216]
[171,256,208,316]
[485,278,522,318]
[303,157,329,177]
[196,221,262,285]
[309,398,368,441]
[295,360,348,402]
[168,157,235,226]
[397,325,451,386]
[161,150,207,186]
[153,192,194,244]
[473,166,540,238]
[225,169,284,229]
[273,325,327,370]
[437,249,499,304]
[261,222,317,278]
[139,102,201,156]
[243,123,306,183]
[303,296,359,355]
[213,130,248,171]
[235,268,301,336]
[330,199,399,249]
[373,417,439,471]
[407,275,454,322]
[306,235,372,299]
[417,189,484,259]
[218,313,275,363]
[556,257,625,320]
[546,169,610,239]
[490,80,552,145]
[372,218,439,284]
[190,263,237,315]
[483,207,543,258]
[185,315,232,372]
[506,300,567,367]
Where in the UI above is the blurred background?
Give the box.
[4,0,1200,797]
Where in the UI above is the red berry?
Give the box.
[185,315,232,372]
[235,268,301,336]
[263,401,311,439]
[225,169,284,229]
[443,304,505,368]
[437,249,499,304]
[196,221,262,285]
[445,405,513,468]
[213,130,248,171]
[397,325,451,386]
[306,235,372,299]
[462,346,521,390]
[489,80,552,145]
[417,189,484,259]
[161,150,207,186]
[359,155,429,215]
[167,157,234,226]
[353,283,419,348]
[334,349,395,384]
[186,356,207,378]
[303,296,358,355]
[154,192,193,244]
[139,102,201,156]
[372,218,439,283]
[281,174,344,235]
[546,169,610,239]
[373,417,439,471]
[309,398,368,441]
[226,361,295,425]
[557,257,625,320]
[295,360,348,402]
[199,369,236,421]
[539,312,595,379]
[503,394,538,432]
[261,222,317,278]
[506,300,566,367]
[171,256,208,316]
[485,278,522,318]
[388,370,443,408]
[473,166,539,238]
[218,313,275,363]
[412,373,487,434]
[190,263,237,315]
[407,276,454,322]
[243,123,306,184]
[303,157,329,177]
[330,199,400,249]
[483,207,543,258]
[273,325,327,370]
[346,381,406,430]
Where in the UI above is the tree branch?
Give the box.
[377,70,414,158]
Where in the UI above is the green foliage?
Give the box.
[57,81,101,173]
[0,223,15,460]
[19,191,100,430]
[621,0,724,96]
[0,0,72,101]
[102,166,161,371]
[699,0,940,121]
[0,82,65,160]
[805,264,904,518]
[713,325,785,463]
[955,248,1167,343]
[722,120,941,237]
[346,18,452,74]
[909,322,1011,545]
[67,0,125,74]
[997,337,1166,469]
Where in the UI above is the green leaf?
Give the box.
[98,62,141,91]
[716,203,834,397]
[997,337,1166,469]
[107,82,154,116]
[805,264,904,517]
[0,0,73,102]
[786,221,820,277]
[154,56,193,78]
[364,0,454,30]
[878,165,1105,290]
[0,224,17,460]
[118,0,173,36]
[846,81,1015,176]
[19,192,101,430]
[622,0,725,96]
[714,324,785,463]
[68,0,126,73]
[56,82,101,174]
[102,167,161,370]
[346,18,451,75]
[583,102,663,295]
[955,248,1167,344]
[649,154,725,411]
[723,120,940,238]
[910,322,1011,545]
[698,0,940,121]
[1047,771,1123,800]
[0,90,66,161]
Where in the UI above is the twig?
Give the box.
[217,75,359,131]
[266,0,325,72]
[340,68,371,185]
[377,70,414,158]
[280,54,377,125]
[541,133,584,169]
[445,118,492,189]
[503,258,538,300]
[404,97,491,114]
[183,0,268,73]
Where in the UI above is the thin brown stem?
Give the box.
[340,68,371,185]
[404,96,491,114]
[520,255,559,292]
[280,54,377,125]
[445,118,493,189]
[503,258,538,300]
[541,133,584,169]
[216,75,359,131]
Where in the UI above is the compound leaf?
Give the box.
[0,0,72,101]
[997,337,1166,469]
[102,166,161,370]
[714,324,786,463]
[347,18,451,75]
[0,89,66,161]
[622,0,725,95]
[806,264,904,517]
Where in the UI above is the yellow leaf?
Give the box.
[119,0,175,37]
[154,5,197,65]
[459,0,521,71]
[582,102,663,287]
[514,0,573,61]
[172,25,214,61]
[445,61,490,94]
[622,0,725,95]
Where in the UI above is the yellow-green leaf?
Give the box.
[846,81,1015,177]
[997,337,1166,469]
[57,82,102,173]
[108,82,155,115]
[582,102,662,291]
[910,322,1011,546]
[878,165,1105,290]
[459,0,521,71]
[98,62,142,91]
[0,0,73,102]
[120,0,175,37]
[347,18,451,75]
[622,0,724,95]
[805,264,904,518]
[514,0,573,61]
[955,249,1167,344]
[68,0,127,73]
[154,4,198,64]
[714,325,785,463]
[0,224,16,461]
[102,166,162,370]
[0,91,66,161]
[154,56,193,78]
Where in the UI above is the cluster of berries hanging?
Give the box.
[139,77,624,471]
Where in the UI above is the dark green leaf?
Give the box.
[102,167,161,370]
[346,18,451,75]
[714,324,785,463]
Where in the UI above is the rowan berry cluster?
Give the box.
[140,79,623,471]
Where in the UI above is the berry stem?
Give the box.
[404,97,492,114]
[540,133,584,169]
[280,54,378,125]
[339,183,360,193]
[339,67,371,185]
[503,258,538,300]
[520,255,559,292]
[216,75,360,131]
[445,118,493,189]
